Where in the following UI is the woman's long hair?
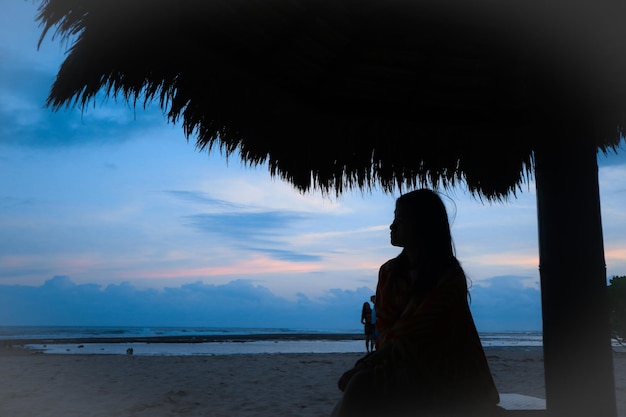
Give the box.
[396,189,454,260]
[396,189,465,293]
[361,301,372,317]
[361,301,372,320]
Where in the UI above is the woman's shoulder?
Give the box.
[380,252,405,271]
[380,258,395,270]
[379,257,401,278]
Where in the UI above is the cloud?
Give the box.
[0,88,168,149]
[469,275,542,331]
[0,48,167,149]
[165,190,240,207]
[0,275,374,330]
[246,248,322,262]
[0,275,543,331]
[185,211,309,237]
[182,209,323,262]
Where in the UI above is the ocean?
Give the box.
[0,326,545,356]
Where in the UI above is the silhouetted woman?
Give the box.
[361,301,374,352]
[332,189,500,417]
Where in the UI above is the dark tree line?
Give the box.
[608,275,626,345]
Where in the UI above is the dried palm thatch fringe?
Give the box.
[36,0,626,200]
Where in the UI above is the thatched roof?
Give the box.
[36,0,626,199]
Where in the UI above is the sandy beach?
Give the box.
[1,345,625,417]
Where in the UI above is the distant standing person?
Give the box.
[369,295,378,350]
[360,302,374,352]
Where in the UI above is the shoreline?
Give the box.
[1,332,364,346]
[1,340,547,356]
[1,334,547,357]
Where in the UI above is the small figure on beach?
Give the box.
[332,189,500,417]
[369,295,378,350]
[361,301,374,352]
[126,347,134,355]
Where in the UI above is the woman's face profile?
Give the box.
[390,203,414,247]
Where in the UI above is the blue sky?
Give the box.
[1,0,625,331]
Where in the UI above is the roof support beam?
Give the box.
[534,132,616,417]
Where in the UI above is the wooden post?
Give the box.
[534,135,616,417]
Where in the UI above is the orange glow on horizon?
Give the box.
[122,255,331,280]
[466,252,539,270]
[605,247,626,262]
